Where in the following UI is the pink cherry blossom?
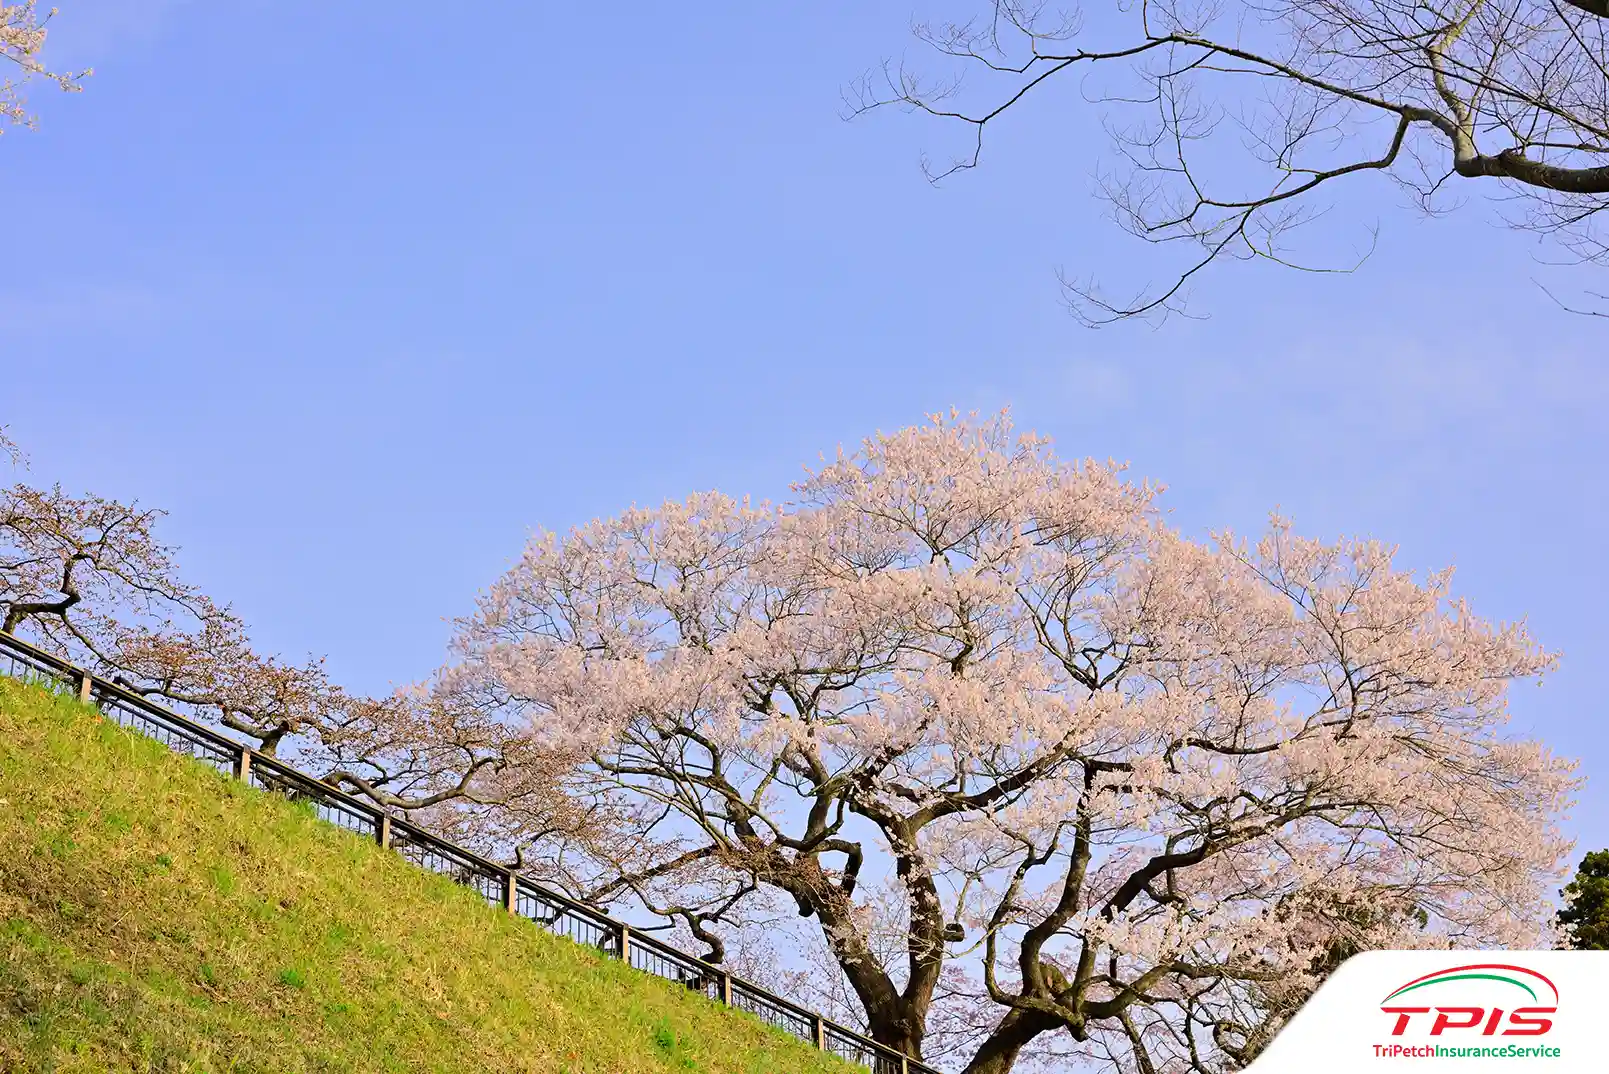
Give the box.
[451,410,1577,1074]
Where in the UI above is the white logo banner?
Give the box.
[1249,952,1609,1072]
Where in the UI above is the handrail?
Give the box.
[0,629,937,1074]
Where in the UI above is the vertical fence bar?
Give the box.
[901,1057,909,1074]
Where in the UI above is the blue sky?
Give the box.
[7,0,1606,859]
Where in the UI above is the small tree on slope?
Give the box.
[0,428,600,885]
[449,411,1577,1074]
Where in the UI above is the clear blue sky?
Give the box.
[8,1,1606,860]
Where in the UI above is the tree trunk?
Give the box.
[864,998,928,1064]
[962,1007,1059,1074]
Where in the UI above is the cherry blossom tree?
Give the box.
[2,3,87,134]
[0,445,337,758]
[0,428,594,882]
[451,411,1576,1073]
[0,475,210,665]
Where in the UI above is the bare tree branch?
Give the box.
[852,0,1609,321]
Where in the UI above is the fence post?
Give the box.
[720,971,732,1005]
[813,1015,825,1050]
[77,670,93,705]
[234,746,253,783]
[901,1057,909,1074]
[503,870,518,913]
[618,923,631,964]
[376,814,392,850]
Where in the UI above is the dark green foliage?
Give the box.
[1558,851,1609,950]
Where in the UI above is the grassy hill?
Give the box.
[0,678,855,1074]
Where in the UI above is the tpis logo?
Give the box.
[1380,963,1558,1038]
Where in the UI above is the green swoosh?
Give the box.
[1384,974,1539,1003]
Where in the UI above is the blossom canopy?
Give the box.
[453,411,1576,1073]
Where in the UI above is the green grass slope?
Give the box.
[0,679,855,1074]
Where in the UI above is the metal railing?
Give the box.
[0,629,935,1074]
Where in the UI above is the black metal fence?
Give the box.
[0,630,933,1074]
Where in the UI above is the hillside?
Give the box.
[0,678,856,1074]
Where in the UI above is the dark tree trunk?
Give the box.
[863,997,928,1064]
[962,1007,1059,1074]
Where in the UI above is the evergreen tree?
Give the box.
[1559,851,1609,950]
